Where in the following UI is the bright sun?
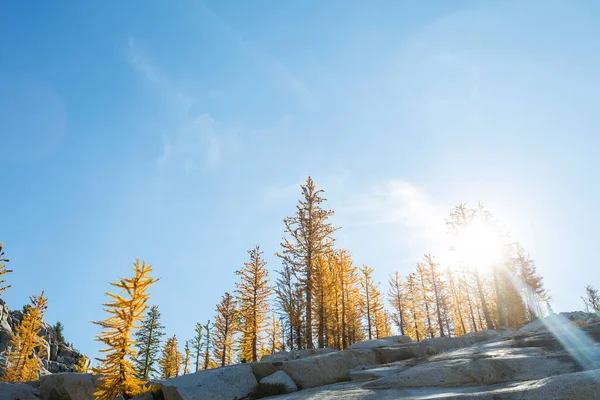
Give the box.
[452,218,504,271]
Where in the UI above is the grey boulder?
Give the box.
[160,364,258,400]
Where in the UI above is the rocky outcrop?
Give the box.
[6,313,595,400]
[260,347,337,363]
[519,311,600,333]
[0,382,41,400]
[0,299,86,375]
[160,364,258,400]
[348,335,413,349]
[38,373,97,400]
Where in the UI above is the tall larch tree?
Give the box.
[274,263,304,350]
[183,341,191,375]
[202,320,213,370]
[213,292,238,367]
[264,313,283,355]
[336,250,361,348]
[446,203,495,330]
[189,322,203,372]
[583,285,600,313]
[447,270,468,336]
[235,245,271,363]
[423,254,448,337]
[313,255,335,348]
[276,176,338,349]
[388,272,407,336]
[404,273,424,342]
[359,265,384,340]
[159,336,182,379]
[92,259,157,400]
[0,243,12,296]
[415,262,435,338]
[134,305,165,380]
[514,244,549,321]
[1,292,48,382]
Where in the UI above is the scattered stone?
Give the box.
[259,370,298,394]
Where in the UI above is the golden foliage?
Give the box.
[1,292,48,382]
[276,176,338,349]
[159,336,182,379]
[183,340,191,375]
[0,243,13,296]
[92,259,158,400]
[213,292,238,367]
[75,355,91,373]
[235,246,271,363]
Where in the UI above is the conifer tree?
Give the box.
[388,272,407,336]
[202,320,213,370]
[514,244,549,321]
[1,292,48,382]
[335,250,361,348]
[313,255,335,347]
[404,273,423,342]
[75,355,91,373]
[92,259,158,400]
[276,176,338,349]
[159,336,182,379]
[189,322,203,372]
[423,254,448,337]
[183,341,191,375]
[0,243,12,296]
[265,313,283,354]
[446,203,495,330]
[274,263,304,350]
[54,321,66,343]
[447,270,468,336]
[358,265,384,340]
[134,305,165,380]
[583,285,600,313]
[235,245,271,363]
[415,262,436,338]
[213,292,238,367]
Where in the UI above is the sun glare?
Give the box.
[453,218,504,271]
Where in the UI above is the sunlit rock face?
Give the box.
[5,313,600,400]
[0,299,86,375]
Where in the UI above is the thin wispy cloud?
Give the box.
[125,35,230,173]
[192,0,314,108]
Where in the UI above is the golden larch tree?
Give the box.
[274,263,305,350]
[159,335,182,379]
[422,254,449,337]
[276,176,338,349]
[404,273,424,342]
[313,255,335,348]
[183,341,191,375]
[358,265,384,340]
[92,259,158,400]
[1,292,48,382]
[264,313,283,355]
[388,272,407,336]
[0,243,12,296]
[189,322,203,372]
[213,292,238,367]
[202,320,213,370]
[235,245,271,363]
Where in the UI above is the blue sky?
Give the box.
[1,0,599,359]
